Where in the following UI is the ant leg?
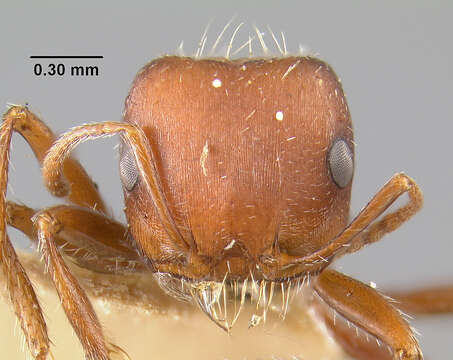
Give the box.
[0,118,49,359]
[6,201,35,239]
[0,106,120,358]
[388,286,453,314]
[0,237,49,359]
[313,269,422,360]
[3,105,107,213]
[33,209,127,360]
[6,201,145,274]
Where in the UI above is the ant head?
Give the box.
[120,56,353,281]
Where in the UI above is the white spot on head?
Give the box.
[212,78,222,88]
[275,111,284,121]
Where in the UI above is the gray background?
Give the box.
[1,0,452,358]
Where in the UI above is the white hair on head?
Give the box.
[173,20,316,59]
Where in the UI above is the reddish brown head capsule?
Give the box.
[121,56,353,281]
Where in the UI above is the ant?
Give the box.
[1,29,452,360]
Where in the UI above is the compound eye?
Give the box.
[119,139,139,191]
[328,138,354,188]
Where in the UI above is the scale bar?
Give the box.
[30,56,104,59]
